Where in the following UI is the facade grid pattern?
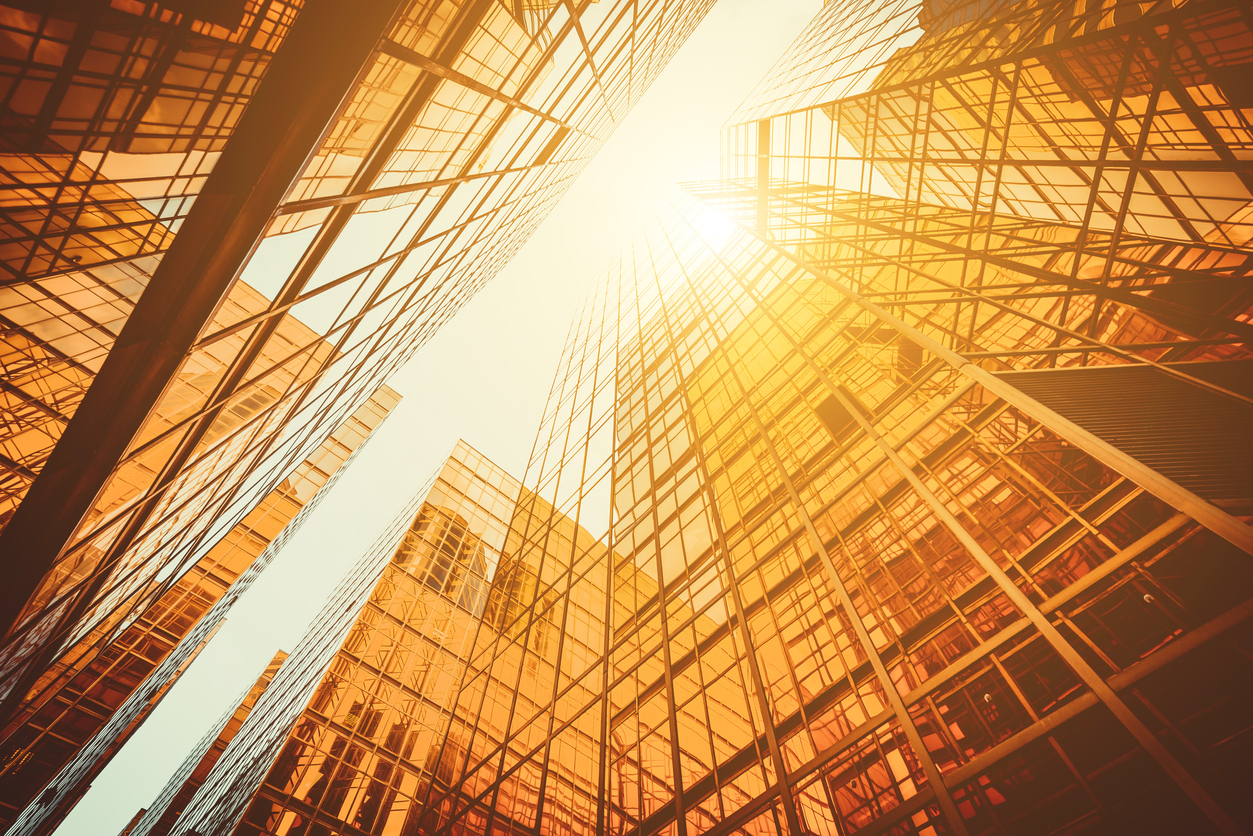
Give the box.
[0,0,718,804]
[0,387,395,831]
[176,0,1253,833]
[8,0,1253,834]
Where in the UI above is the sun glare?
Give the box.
[693,205,738,252]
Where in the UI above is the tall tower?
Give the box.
[442,0,1250,830]
[396,0,1253,831]
[127,650,290,836]
[139,441,537,836]
[65,0,1253,834]
[0,386,397,830]
[0,0,720,736]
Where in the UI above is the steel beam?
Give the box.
[0,0,407,639]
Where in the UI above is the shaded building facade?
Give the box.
[0,0,720,734]
[0,386,396,830]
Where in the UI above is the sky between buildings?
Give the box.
[53,2,822,832]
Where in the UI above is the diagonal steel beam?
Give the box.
[0,0,408,640]
[0,0,508,721]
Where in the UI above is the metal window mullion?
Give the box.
[528,247,616,833]
[597,265,628,836]
[672,215,971,835]
[651,224,805,836]
[749,228,1253,559]
[769,188,1253,391]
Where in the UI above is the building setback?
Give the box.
[0,0,720,744]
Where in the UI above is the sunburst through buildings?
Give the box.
[1,0,1252,835]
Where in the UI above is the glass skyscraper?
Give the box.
[0,386,396,831]
[0,0,718,827]
[146,0,1253,834]
[130,650,290,836]
[0,0,719,739]
[141,441,531,836]
[6,0,1253,833]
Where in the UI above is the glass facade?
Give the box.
[0,0,719,734]
[8,0,1253,834]
[131,650,290,836]
[159,1,1253,834]
[724,0,1253,247]
[4,523,269,836]
[0,387,396,831]
[517,189,1252,836]
[154,441,526,835]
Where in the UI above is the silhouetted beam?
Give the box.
[0,0,408,638]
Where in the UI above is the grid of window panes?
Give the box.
[143,170,1251,833]
[2,535,275,836]
[0,388,394,831]
[130,651,288,836]
[0,0,303,281]
[413,482,618,835]
[143,492,431,836]
[425,178,1252,836]
[164,442,525,836]
[10,1,1250,835]
[0,0,717,732]
[165,0,1253,831]
[0,404,386,836]
[724,0,1253,247]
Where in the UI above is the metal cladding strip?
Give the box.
[0,0,409,639]
[745,227,1253,560]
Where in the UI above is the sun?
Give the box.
[691,204,738,253]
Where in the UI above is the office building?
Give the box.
[0,387,396,830]
[0,0,720,736]
[129,651,289,836]
[149,441,535,835]
[5,528,275,836]
[30,0,1253,834]
[424,0,1250,830]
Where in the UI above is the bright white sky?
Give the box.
[54,3,820,832]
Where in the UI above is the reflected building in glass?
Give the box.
[0,0,720,741]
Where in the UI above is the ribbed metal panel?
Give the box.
[997,360,1253,501]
